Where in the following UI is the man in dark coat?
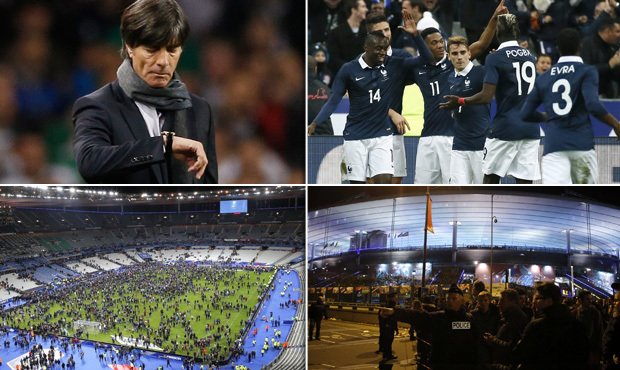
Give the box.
[512,282,589,370]
[309,298,328,340]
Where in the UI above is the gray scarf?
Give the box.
[117,58,196,183]
[116,58,192,110]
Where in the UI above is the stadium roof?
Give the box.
[308,187,620,259]
[0,186,304,206]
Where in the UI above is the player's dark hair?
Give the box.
[496,14,520,43]
[421,27,441,40]
[536,282,562,304]
[120,0,190,59]
[557,28,581,56]
[365,30,388,46]
[366,11,389,28]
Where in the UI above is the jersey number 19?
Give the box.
[512,61,535,95]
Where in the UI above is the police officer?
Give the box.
[382,284,479,370]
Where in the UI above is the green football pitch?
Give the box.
[5,266,274,359]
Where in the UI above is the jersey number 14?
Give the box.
[368,89,381,103]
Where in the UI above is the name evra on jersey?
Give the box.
[550,65,575,75]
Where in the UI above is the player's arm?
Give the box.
[399,9,433,65]
[469,0,508,59]
[439,83,496,110]
[309,67,348,135]
[520,83,547,122]
[583,68,620,138]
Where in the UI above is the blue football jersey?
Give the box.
[312,54,422,140]
[411,55,455,137]
[521,56,608,154]
[484,41,540,140]
[447,63,490,151]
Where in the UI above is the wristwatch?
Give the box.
[161,131,175,153]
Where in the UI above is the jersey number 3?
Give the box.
[551,79,572,115]
[368,89,381,104]
[512,61,535,95]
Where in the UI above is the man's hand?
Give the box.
[399,9,418,36]
[308,122,317,135]
[170,136,208,179]
[493,0,508,18]
[482,332,495,343]
[609,52,620,69]
[439,95,460,110]
[389,110,410,134]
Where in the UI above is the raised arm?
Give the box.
[399,9,433,64]
[470,0,508,59]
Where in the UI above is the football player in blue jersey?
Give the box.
[412,0,507,184]
[521,28,620,184]
[309,14,430,184]
[365,11,422,184]
[445,36,490,184]
[441,13,540,184]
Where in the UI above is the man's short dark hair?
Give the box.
[597,16,618,33]
[557,28,581,56]
[500,288,520,304]
[120,0,190,59]
[406,0,427,12]
[366,12,389,28]
[365,30,388,46]
[344,0,363,18]
[421,27,441,40]
[536,282,562,304]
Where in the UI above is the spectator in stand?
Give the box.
[535,54,552,74]
[581,16,620,98]
[310,42,334,86]
[307,56,334,135]
[392,0,427,51]
[422,0,456,36]
[460,0,499,63]
[326,0,369,74]
[529,0,570,61]
[309,0,345,45]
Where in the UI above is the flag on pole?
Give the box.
[426,194,434,233]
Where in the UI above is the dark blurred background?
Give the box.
[0,0,305,184]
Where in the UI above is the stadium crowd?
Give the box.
[375,281,620,370]
[310,0,620,96]
[0,262,276,366]
[0,0,304,184]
